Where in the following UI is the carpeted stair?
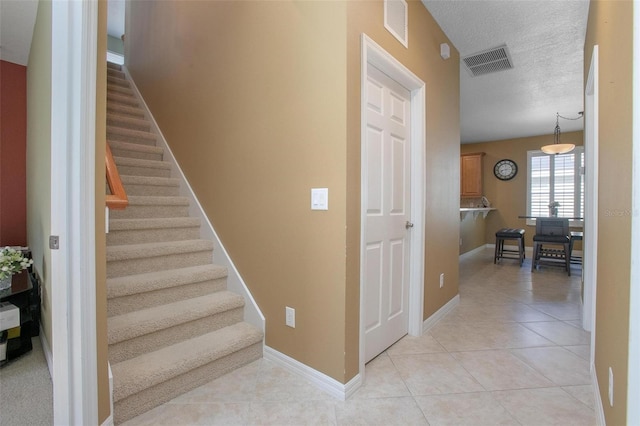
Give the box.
[105,61,263,424]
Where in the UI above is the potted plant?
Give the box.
[548,201,560,217]
[0,247,33,291]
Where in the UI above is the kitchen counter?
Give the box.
[459,207,496,220]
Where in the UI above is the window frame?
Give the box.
[526,147,585,228]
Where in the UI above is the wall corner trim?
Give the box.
[263,346,361,401]
[422,294,460,333]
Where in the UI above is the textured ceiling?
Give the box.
[0,0,38,66]
[2,0,588,145]
[422,0,590,143]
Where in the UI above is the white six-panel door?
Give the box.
[364,65,412,363]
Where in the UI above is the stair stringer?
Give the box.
[119,65,265,333]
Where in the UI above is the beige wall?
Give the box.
[459,212,486,254]
[460,131,584,252]
[96,0,110,422]
[126,0,459,383]
[127,0,349,381]
[26,0,52,348]
[584,1,633,423]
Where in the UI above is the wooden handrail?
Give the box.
[105,144,128,209]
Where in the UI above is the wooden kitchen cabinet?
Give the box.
[460,152,484,197]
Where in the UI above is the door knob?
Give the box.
[405,221,414,229]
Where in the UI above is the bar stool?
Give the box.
[569,231,583,264]
[531,218,571,276]
[494,228,526,266]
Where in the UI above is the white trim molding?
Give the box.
[584,45,599,336]
[459,244,490,261]
[422,294,459,333]
[592,367,606,426]
[263,346,362,401]
[39,325,53,378]
[121,66,265,333]
[50,0,99,423]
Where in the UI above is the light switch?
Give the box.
[311,188,329,210]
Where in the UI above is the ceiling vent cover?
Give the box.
[462,45,514,77]
[384,0,408,48]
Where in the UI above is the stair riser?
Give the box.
[107,68,126,79]
[109,307,244,364]
[107,118,151,133]
[108,277,227,317]
[107,76,130,88]
[107,104,146,119]
[110,205,190,220]
[110,147,163,162]
[123,183,179,196]
[107,250,212,278]
[114,343,262,424]
[108,131,157,146]
[107,94,139,108]
[106,226,200,246]
[115,164,171,178]
[108,86,136,98]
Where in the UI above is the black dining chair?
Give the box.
[531,218,571,276]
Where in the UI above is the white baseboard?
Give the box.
[422,294,460,333]
[263,346,361,401]
[121,66,265,333]
[39,325,53,379]
[459,244,488,261]
[592,366,606,426]
[101,363,114,426]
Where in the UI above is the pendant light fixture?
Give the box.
[541,112,583,155]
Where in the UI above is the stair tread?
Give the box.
[108,140,163,154]
[107,239,213,261]
[107,92,139,105]
[109,217,200,231]
[108,291,244,345]
[113,156,172,170]
[120,175,180,186]
[107,113,150,127]
[124,195,190,206]
[107,264,227,298]
[108,126,156,140]
[107,75,129,85]
[112,322,263,401]
[107,104,145,117]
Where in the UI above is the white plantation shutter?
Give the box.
[527,147,584,222]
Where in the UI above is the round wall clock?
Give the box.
[494,159,518,181]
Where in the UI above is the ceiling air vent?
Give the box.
[462,44,514,77]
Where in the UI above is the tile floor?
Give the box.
[124,248,596,425]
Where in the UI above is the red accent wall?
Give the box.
[0,60,28,246]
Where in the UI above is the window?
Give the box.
[527,147,584,226]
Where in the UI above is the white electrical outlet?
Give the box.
[286,306,296,328]
[609,367,614,406]
[459,238,463,246]
[439,273,445,288]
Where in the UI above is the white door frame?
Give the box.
[359,34,425,375]
[51,0,99,423]
[583,46,598,349]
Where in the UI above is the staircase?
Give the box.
[105,62,263,424]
